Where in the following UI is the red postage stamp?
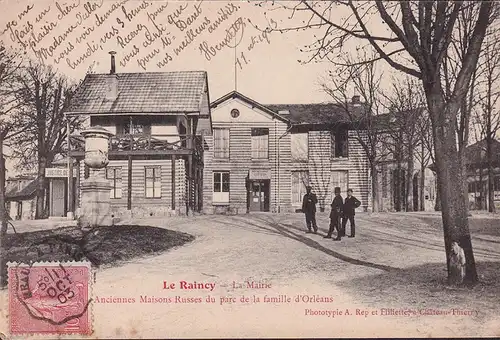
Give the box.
[8,261,92,335]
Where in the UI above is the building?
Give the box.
[45,157,78,217]
[202,91,371,214]
[63,53,210,218]
[465,138,500,210]
[5,175,38,220]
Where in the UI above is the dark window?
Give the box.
[331,129,349,158]
[106,167,122,199]
[145,166,161,198]
[213,172,230,192]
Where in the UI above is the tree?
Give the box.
[414,109,434,211]
[384,77,426,212]
[0,44,27,284]
[473,29,500,213]
[263,1,499,285]
[12,61,81,219]
[321,54,390,213]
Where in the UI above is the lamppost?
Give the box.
[78,126,115,228]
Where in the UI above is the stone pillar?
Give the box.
[79,127,115,228]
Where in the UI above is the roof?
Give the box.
[265,103,352,125]
[6,177,38,200]
[66,71,208,115]
[465,138,500,165]
[211,91,289,123]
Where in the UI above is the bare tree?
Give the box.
[473,30,500,213]
[0,44,28,284]
[12,61,81,219]
[384,77,426,212]
[322,54,390,213]
[262,0,499,285]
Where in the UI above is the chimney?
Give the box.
[109,51,116,74]
[352,95,360,105]
[106,51,118,101]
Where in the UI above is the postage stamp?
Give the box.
[7,261,92,336]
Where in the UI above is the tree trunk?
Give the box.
[0,133,8,286]
[406,147,414,212]
[486,136,496,213]
[395,160,402,211]
[478,164,484,210]
[371,163,379,213]
[428,92,478,285]
[420,157,425,211]
[35,156,47,219]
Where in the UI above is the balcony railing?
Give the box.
[70,133,204,160]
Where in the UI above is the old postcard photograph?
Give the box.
[0,0,499,338]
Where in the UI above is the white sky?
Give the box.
[0,0,497,175]
[0,0,347,104]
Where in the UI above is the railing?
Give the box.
[70,134,204,159]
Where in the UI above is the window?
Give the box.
[291,133,308,161]
[106,167,123,199]
[331,129,349,158]
[330,171,348,201]
[213,171,230,203]
[213,128,230,159]
[145,166,161,198]
[251,128,269,159]
[291,171,309,205]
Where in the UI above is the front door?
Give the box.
[51,179,66,217]
[249,180,270,212]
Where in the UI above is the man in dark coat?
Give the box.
[325,187,344,240]
[302,186,318,233]
[342,188,361,238]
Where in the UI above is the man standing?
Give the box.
[302,186,318,234]
[342,188,361,238]
[325,187,344,241]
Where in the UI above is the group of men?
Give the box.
[301,186,361,241]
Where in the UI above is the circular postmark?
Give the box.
[10,261,92,334]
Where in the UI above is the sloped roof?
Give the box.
[211,91,289,122]
[66,71,208,114]
[6,177,38,200]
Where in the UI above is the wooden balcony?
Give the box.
[69,133,204,162]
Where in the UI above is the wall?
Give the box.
[77,158,186,218]
[203,97,289,214]
[204,97,371,214]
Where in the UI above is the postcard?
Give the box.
[0,0,499,338]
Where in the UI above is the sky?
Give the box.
[0,0,497,176]
[0,0,345,104]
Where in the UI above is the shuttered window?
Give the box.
[213,128,230,159]
[330,171,348,202]
[251,128,269,159]
[291,171,309,205]
[291,133,308,161]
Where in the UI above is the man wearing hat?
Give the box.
[302,185,318,233]
[342,188,361,237]
[325,186,344,240]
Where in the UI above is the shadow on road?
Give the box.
[335,260,500,315]
[215,215,398,273]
